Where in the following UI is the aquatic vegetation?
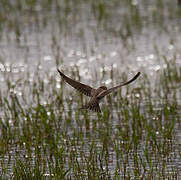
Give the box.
[0,0,181,179]
[0,56,180,178]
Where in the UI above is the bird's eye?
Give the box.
[97,96,102,100]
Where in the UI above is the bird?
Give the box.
[57,68,140,113]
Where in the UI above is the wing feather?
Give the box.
[57,69,95,97]
[98,72,141,99]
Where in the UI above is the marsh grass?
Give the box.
[0,0,180,45]
[0,56,180,179]
[0,0,181,179]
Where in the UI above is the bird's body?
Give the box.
[57,69,140,113]
[93,86,107,97]
[82,86,107,112]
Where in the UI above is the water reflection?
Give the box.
[43,55,52,61]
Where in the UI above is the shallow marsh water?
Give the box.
[0,0,181,179]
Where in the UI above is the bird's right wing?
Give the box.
[98,72,141,99]
[57,69,95,97]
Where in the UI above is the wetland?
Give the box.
[0,0,181,179]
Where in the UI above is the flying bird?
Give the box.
[57,69,140,113]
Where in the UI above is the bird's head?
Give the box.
[99,86,107,90]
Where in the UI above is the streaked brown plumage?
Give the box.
[57,69,140,113]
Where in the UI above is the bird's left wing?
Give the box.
[98,72,141,99]
[57,69,95,97]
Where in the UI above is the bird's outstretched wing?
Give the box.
[98,72,141,99]
[57,69,95,97]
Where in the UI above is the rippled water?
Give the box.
[0,1,180,74]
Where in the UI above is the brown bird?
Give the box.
[57,69,140,113]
